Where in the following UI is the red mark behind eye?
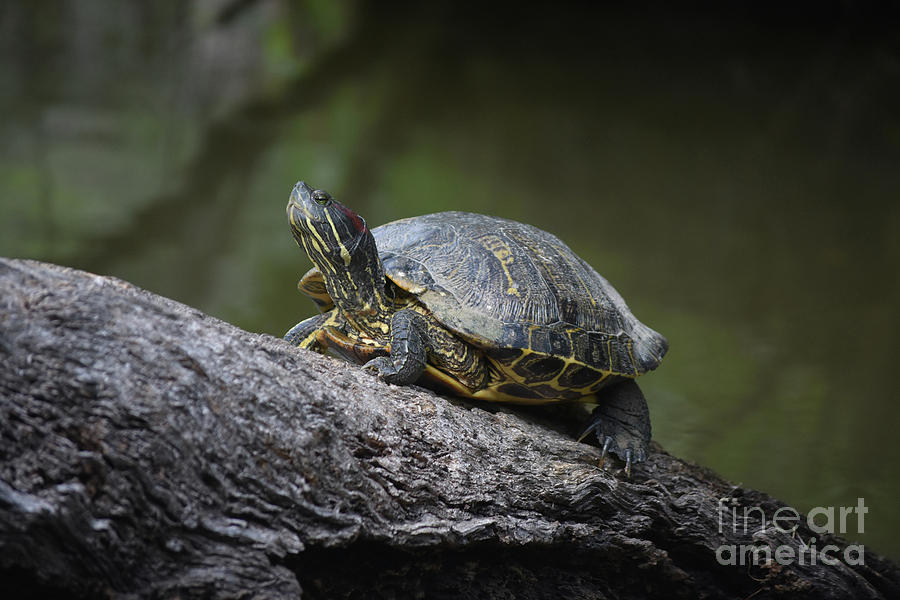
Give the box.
[337,205,367,233]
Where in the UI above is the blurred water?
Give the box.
[2,1,899,559]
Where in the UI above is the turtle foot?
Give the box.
[578,426,648,478]
[577,380,652,477]
[362,356,396,381]
[360,309,428,386]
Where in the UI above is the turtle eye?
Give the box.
[312,190,331,205]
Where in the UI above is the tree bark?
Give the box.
[1,258,897,599]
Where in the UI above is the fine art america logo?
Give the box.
[716,497,867,566]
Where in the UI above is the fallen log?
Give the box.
[1,258,897,599]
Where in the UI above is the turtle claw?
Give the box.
[599,436,612,466]
[577,421,600,444]
[598,436,637,477]
[626,448,649,478]
[578,425,617,468]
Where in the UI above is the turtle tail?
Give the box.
[630,322,668,374]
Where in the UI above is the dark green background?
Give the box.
[2,1,898,558]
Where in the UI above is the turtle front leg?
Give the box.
[363,309,428,385]
[284,312,332,351]
[578,379,652,477]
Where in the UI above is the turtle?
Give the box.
[284,181,668,475]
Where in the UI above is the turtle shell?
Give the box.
[373,212,668,379]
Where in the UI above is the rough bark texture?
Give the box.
[1,257,898,599]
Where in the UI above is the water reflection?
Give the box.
[1,0,898,558]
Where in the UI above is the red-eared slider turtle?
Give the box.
[285,181,668,474]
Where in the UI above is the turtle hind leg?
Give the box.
[578,379,652,477]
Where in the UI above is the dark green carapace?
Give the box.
[285,181,667,474]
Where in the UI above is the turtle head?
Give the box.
[287,181,370,262]
[287,181,389,322]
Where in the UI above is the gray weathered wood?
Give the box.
[1,258,898,599]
